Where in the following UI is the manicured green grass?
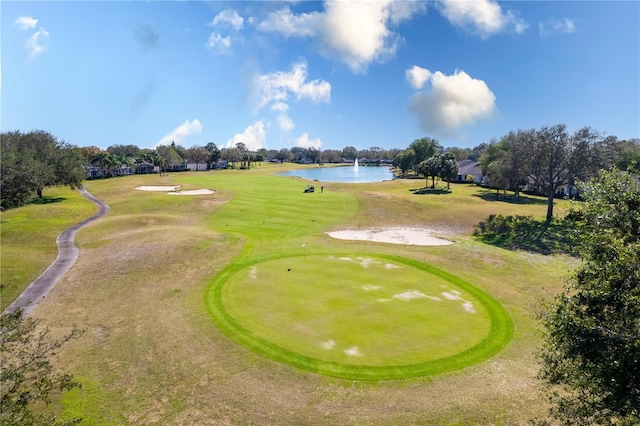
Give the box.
[207,253,513,379]
[0,187,96,311]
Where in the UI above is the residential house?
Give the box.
[456,160,484,183]
[135,163,155,174]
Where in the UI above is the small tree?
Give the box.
[185,146,210,171]
[538,168,640,425]
[439,152,459,190]
[394,149,416,175]
[418,155,441,188]
[1,309,84,425]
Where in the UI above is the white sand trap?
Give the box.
[168,189,215,195]
[327,227,453,246]
[136,185,181,191]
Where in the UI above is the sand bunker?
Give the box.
[327,227,453,246]
[168,189,215,195]
[136,185,181,191]
[135,186,214,195]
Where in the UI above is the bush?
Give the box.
[474,214,579,255]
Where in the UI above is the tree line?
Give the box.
[2,127,638,211]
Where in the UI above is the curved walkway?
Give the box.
[3,187,110,317]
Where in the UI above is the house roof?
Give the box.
[457,160,483,177]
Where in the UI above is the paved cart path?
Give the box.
[3,187,110,317]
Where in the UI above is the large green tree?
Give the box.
[1,131,85,210]
[1,309,83,425]
[479,125,606,222]
[205,142,221,166]
[156,144,183,171]
[480,131,531,200]
[410,137,440,163]
[539,168,640,425]
[611,138,640,172]
[410,137,440,171]
[185,145,210,171]
[526,124,605,223]
[393,149,416,175]
[341,146,357,161]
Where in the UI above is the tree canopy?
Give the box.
[539,167,640,425]
[1,309,84,425]
[479,124,608,222]
[1,131,85,210]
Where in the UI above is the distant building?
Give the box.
[135,163,155,174]
[456,160,484,183]
[86,166,106,179]
[213,159,229,169]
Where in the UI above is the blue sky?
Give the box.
[2,1,638,152]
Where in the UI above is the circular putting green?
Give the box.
[206,254,513,380]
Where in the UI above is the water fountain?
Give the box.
[353,158,359,172]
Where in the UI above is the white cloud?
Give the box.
[156,119,203,147]
[251,61,330,136]
[407,68,497,136]
[15,16,38,30]
[539,18,576,38]
[26,28,50,58]
[405,65,432,90]
[225,121,266,151]
[252,60,330,112]
[437,0,528,39]
[205,32,232,54]
[206,10,244,55]
[278,114,295,131]
[296,133,322,149]
[271,102,289,113]
[258,0,426,73]
[257,6,318,37]
[271,102,294,131]
[15,16,49,59]
[209,10,244,30]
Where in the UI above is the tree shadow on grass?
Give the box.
[28,196,67,205]
[410,187,452,195]
[474,214,580,256]
[473,189,548,205]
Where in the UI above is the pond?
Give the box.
[279,164,395,183]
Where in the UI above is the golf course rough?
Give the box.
[206,253,514,380]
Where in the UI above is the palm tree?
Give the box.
[418,155,441,188]
[439,152,459,190]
